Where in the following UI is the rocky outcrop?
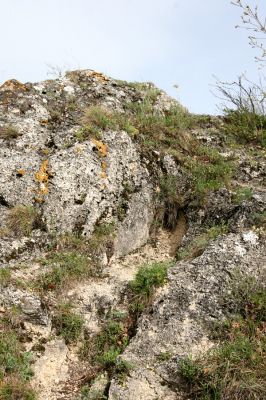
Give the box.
[0,70,265,400]
[109,231,266,399]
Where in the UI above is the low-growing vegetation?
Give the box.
[179,278,266,399]
[176,223,228,261]
[53,303,84,344]
[5,205,38,238]
[232,186,253,204]
[0,124,21,140]
[223,108,266,148]
[0,328,36,399]
[129,261,169,313]
[37,251,91,291]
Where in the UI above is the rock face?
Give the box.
[0,70,265,400]
[109,232,266,399]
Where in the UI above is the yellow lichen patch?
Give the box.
[40,120,49,126]
[87,71,110,83]
[17,169,26,177]
[100,171,107,179]
[0,79,28,92]
[35,160,51,199]
[35,160,49,183]
[92,139,108,157]
[101,160,107,172]
[41,148,50,156]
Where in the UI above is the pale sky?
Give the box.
[0,0,262,114]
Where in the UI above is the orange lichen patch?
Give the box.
[17,169,26,177]
[92,139,108,157]
[40,120,49,126]
[0,79,28,92]
[87,71,110,83]
[34,196,45,204]
[100,171,107,179]
[35,160,49,184]
[35,160,52,198]
[101,160,107,172]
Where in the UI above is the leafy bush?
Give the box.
[129,262,168,299]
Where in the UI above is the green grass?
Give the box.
[223,108,266,147]
[0,330,36,400]
[250,211,266,230]
[128,262,169,313]
[80,312,130,377]
[179,280,266,400]
[5,205,37,238]
[0,269,12,287]
[37,251,91,290]
[53,303,84,344]
[232,186,253,204]
[176,223,228,261]
[0,124,21,140]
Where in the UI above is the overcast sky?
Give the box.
[0,0,262,114]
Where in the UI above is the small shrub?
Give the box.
[129,262,168,299]
[5,205,37,238]
[0,125,21,140]
[53,303,84,344]
[223,108,266,147]
[38,251,91,290]
[250,211,266,229]
[128,262,169,313]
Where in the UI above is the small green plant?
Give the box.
[250,211,266,229]
[232,186,253,204]
[37,251,91,290]
[128,262,169,313]
[5,205,37,238]
[0,268,12,287]
[156,351,173,362]
[0,124,21,140]
[179,280,266,399]
[53,303,84,344]
[0,330,36,399]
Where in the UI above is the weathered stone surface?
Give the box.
[109,232,266,399]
